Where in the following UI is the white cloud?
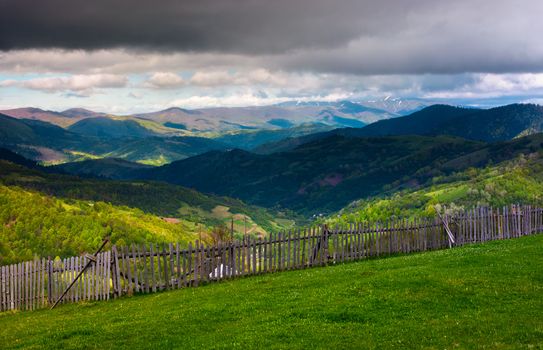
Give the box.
[0,49,253,75]
[188,69,290,87]
[423,73,543,99]
[0,73,127,95]
[144,72,184,89]
[170,91,351,109]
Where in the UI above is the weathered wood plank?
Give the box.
[168,243,175,288]
[162,245,169,290]
[1,266,4,312]
[137,244,145,293]
[175,243,181,289]
[181,246,187,287]
[251,237,257,275]
[147,244,155,292]
[193,241,200,287]
[113,246,122,297]
[1,265,6,311]
[131,245,139,294]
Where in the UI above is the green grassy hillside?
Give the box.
[0,184,197,265]
[325,151,543,225]
[1,235,541,349]
[0,156,297,264]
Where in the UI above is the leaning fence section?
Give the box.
[0,252,110,312]
[1,205,541,312]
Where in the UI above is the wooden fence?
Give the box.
[1,205,541,312]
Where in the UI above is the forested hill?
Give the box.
[67,117,158,138]
[136,135,486,214]
[255,104,543,154]
[108,133,543,216]
[325,145,543,225]
[0,154,296,264]
[0,113,229,165]
[339,103,543,141]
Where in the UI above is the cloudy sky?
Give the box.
[1,0,543,113]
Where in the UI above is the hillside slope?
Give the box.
[1,235,541,349]
[136,101,395,132]
[0,114,228,164]
[52,133,543,215]
[351,103,543,141]
[0,113,118,162]
[0,107,83,127]
[53,158,152,179]
[325,144,543,224]
[67,117,158,138]
[257,104,543,153]
[0,155,296,263]
[137,135,485,214]
[215,123,334,150]
[0,183,198,265]
[103,136,229,165]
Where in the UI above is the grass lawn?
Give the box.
[1,235,542,349]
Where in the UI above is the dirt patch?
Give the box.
[161,217,181,224]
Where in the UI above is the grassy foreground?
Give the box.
[1,235,542,349]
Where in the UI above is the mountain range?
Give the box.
[254,104,543,153]
[0,98,428,164]
[26,102,541,217]
[3,100,543,263]
[1,98,424,133]
[3,102,543,215]
[51,131,543,216]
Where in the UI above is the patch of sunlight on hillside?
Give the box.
[138,154,169,166]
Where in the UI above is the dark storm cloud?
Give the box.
[1,0,543,74]
[0,0,415,53]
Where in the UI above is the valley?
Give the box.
[2,101,543,264]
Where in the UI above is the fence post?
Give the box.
[111,246,121,298]
[323,225,329,265]
[46,256,52,306]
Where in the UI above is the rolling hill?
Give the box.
[0,183,198,265]
[0,107,83,127]
[102,136,229,165]
[0,113,122,162]
[214,123,335,150]
[53,158,152,179]
[135,100,398,132]
[343,103,543,142]
[55,132,543,216]
[256,104,543,154]
[60,108,105,119]
[129,135,489,214]
[324,143,543,225]
[1,99,422,137]
[0,168,296,265]
[0,114,228,164]
[0,150,296,262]
[67,117,158,138]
